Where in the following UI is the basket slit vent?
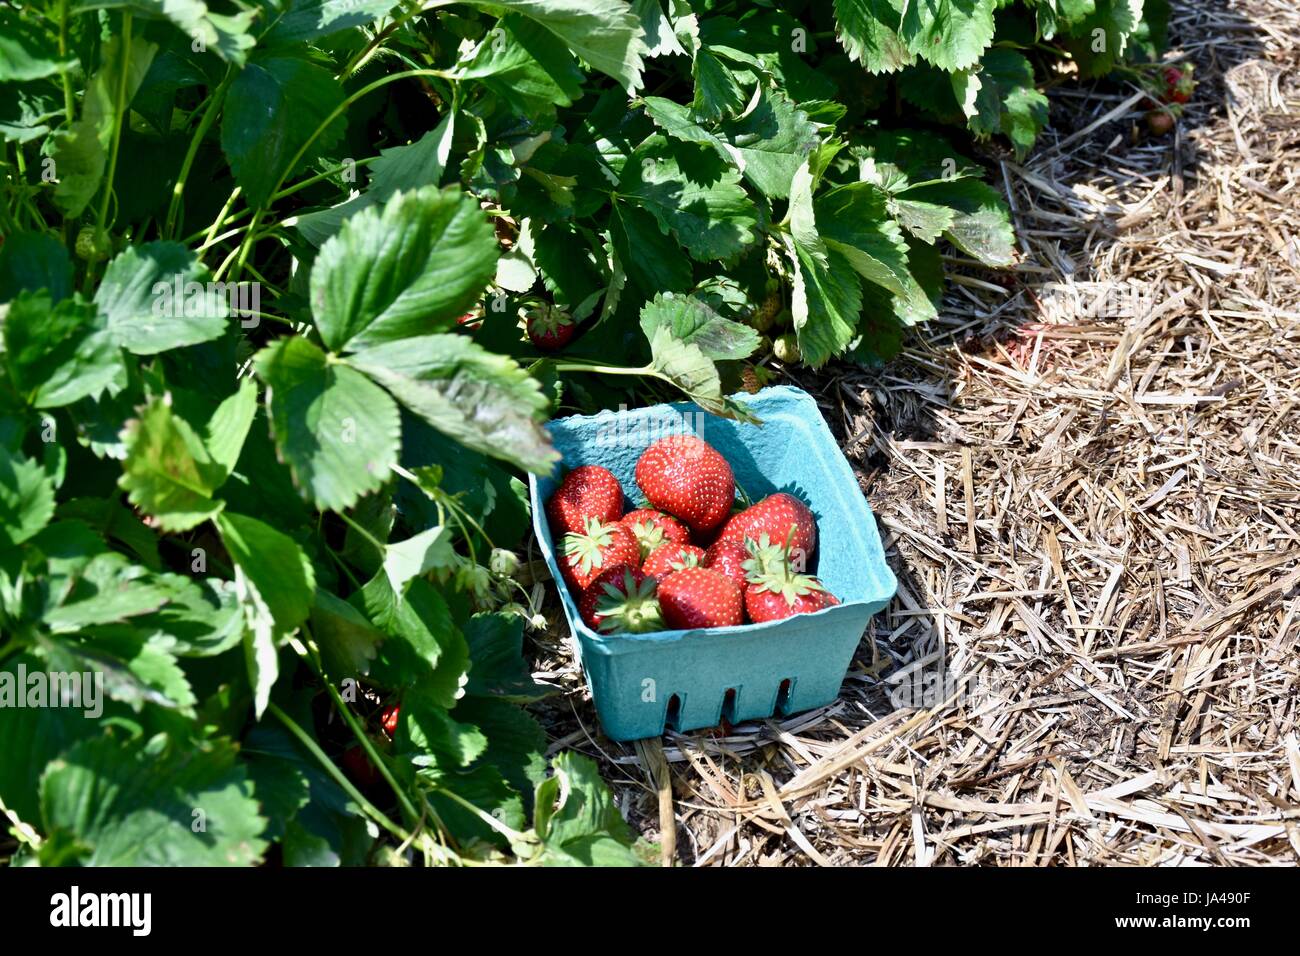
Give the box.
[775,678,794,715]
[664,694,682,730]
[721,688,737,723]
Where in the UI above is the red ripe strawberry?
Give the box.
[1162,64,1194,104]
[560,517,640,592]
[526,304,575,351]
[642,542,706,579]
[744,567,840,623]
[620,508,690,559]
[380,704,400,737]
[547,465,623,536]
[578,566,663,634]
[635,435,735,533]
[703,539,749,591]
[341,745,381,787]
[716,493,817,567]
[657,567,743,629]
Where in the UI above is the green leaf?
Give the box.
[94,0,256,65]
[253,336,401,512]
[219,51,346,208]
[787,238,863,368]
[401,697,488,768]
[0,447,56,548]
[1062,0,1143,77]
[954,49,1050,159]
[609,201,692,297]
[619,137,758,261]
[52,34,158,217]
[691,47,746,122]
[431,0,646,92]
[646,326,758,423]
[900,0,996,72]
[130,576,244,657]
[536,751,639,862]
[456,15,584,117]
[291,115,454,246]
[118,396,226,532]
[0,655,100,824]
[900,177,1016,267]
[310,588,382,680]
[833,0,914,74]
[360,574,469,710]
[717,90,818,199]
[426,764,524,845]
[40,628,197,714]
[639,293,759,361]
[451,696,547,799]
[218,511,315,717]
[384,525,455,596]
[95,241,228,355]
[815,182,937,324]
[781,163,862,367]
[205,375,259,477]
[0,231,73,303]
[263,0,399,44]
[347,334,558,475]
[0,9,71,82]
[462,612,551,703]
[309,186,498,353]
[40,733,267,865]
[216,512,315,630]
[3,291,127,409]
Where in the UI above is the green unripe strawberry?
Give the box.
[75,225,112,263]
[772,332,800,363]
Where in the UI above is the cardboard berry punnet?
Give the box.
[530,386,897,741]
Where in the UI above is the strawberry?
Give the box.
[560,517,640,592]
[744,565,840,623]
[657,567,743,629]
[642,542,706,579]
[702,539,749,591]
[380,704,401,737]
[620,508,690,559]
[546,465,623,535]
[1146,109,1175,136]
[635,434,735,533]
[341,745,381,787]
[579,566,663,634]
[526,303,575,351]
[1162,64,1194,104]
[716,492,817,568]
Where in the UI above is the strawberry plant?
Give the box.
[0,0,1164,866]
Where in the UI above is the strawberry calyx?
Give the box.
[746,562,831,609]
[593,569,664,634]
[563,516,621,578]
[527,302,573,337]
[740,532,797,581]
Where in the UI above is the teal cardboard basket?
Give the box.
[528,386,897,741]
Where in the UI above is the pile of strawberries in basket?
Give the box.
[546,434,839,633]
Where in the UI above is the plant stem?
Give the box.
[227,67,454,281]
[163,68,234,240]
[57,0,75,125]
[83,11,132,293]
[268,702,414,845]
[553,360,654,377]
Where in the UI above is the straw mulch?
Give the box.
[533,0,1300,866]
